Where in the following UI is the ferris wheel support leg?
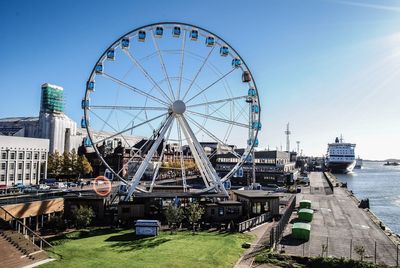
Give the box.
[149,121,173,192]
[179,116,228,197]
[124,115,174,201]
[176,116,211,189]
[176,123,187,192]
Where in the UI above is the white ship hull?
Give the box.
[326,160,356,173]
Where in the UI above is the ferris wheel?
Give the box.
[81,22,261,199]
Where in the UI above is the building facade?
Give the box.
[0,136,49,187]
[215,150,297,186]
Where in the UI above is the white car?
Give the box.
[39,184,50,190]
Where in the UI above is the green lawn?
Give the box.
[42,228,253,268]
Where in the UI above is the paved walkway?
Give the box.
[280,172,398,266]
[234,222,274,268]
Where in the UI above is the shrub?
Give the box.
[73,206,94,228]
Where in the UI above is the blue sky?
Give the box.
[0,0,399,160]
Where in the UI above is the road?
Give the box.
[280,172,398,266]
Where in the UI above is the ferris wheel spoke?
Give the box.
[93,112,167,145]
[186,110,249,128]
[176,119,187,192]
[186,115,241,159]
[125,115,174,200]
[181,46,216,101]
[186,95,247,108]
[177,29,187,100]
[186,68,237,104]
[123,49,173,103]
[206,99,232,121]
[116,116,169,176]
[150,30,175,101]
[89,105,168,111]
[103,73,170,106]
[89,109,132,147]
[149,118,174,192]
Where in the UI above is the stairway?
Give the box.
[0,211,49,268]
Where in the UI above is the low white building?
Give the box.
[0,136,49,187]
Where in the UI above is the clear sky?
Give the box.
[0,0,399,160]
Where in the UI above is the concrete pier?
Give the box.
[280,172,399,266]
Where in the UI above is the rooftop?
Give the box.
[232,190,282,199]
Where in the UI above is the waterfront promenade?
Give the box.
[280,172,398,266]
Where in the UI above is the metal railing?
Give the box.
[238,212,272,232]
[280,235,399,267]
[0,206,53,250]
[0,191,65,206]
[270,195,296,248]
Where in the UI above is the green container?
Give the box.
[298,208,314,222]
[292,222,311,241]
[299,199,312,209]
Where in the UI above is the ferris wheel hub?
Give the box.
[171,100,186,114]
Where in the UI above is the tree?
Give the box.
[73,206,94,228]
[187,203,204,234]
[47,151,63,178]
[354,245,365,261]
[70,149,79,177]
[77,155,93,178]
[164,204,185,233]
[61,151,72,176]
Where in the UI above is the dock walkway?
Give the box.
[279,172,398,266]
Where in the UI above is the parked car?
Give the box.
[39,184,50,190]
[67,182,78,187]
[265,184,286,193]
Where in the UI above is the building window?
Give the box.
[252,202,261,214]
[0,174,5,181]
[10,152,16,159]
[9,163,15,170]
[26,163,31,169]
[33,163,37,169]
[18,174,22,180]
[264,202,269,212]
[218,207,224,216]
[33,173,37,180]
[1,151,6,159]
[41,153,46,160]
[34,152,39,160]
[25,173,30,180]
[26,152,32,160]
[18,163,23,170]
[18,152,24,160]
[9,174,14,181]
[1,163,5,170]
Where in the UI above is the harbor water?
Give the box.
[336,161,400,235]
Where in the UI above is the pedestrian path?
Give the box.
[234,221,274,268]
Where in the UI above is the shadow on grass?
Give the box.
[47,227,126,245]
[280,234,307,246]
[106,234,171,252]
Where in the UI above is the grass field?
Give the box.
[42,228,253,268]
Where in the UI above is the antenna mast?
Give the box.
[285,123,291,152]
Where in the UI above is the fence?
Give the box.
[279,235,399,267]
[0,191,65,206]
[238,212,272,232]
[0,206,53,251]
[269,195,296,248]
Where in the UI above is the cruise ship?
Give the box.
[326,136,356,173]
[354,156,363,169]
